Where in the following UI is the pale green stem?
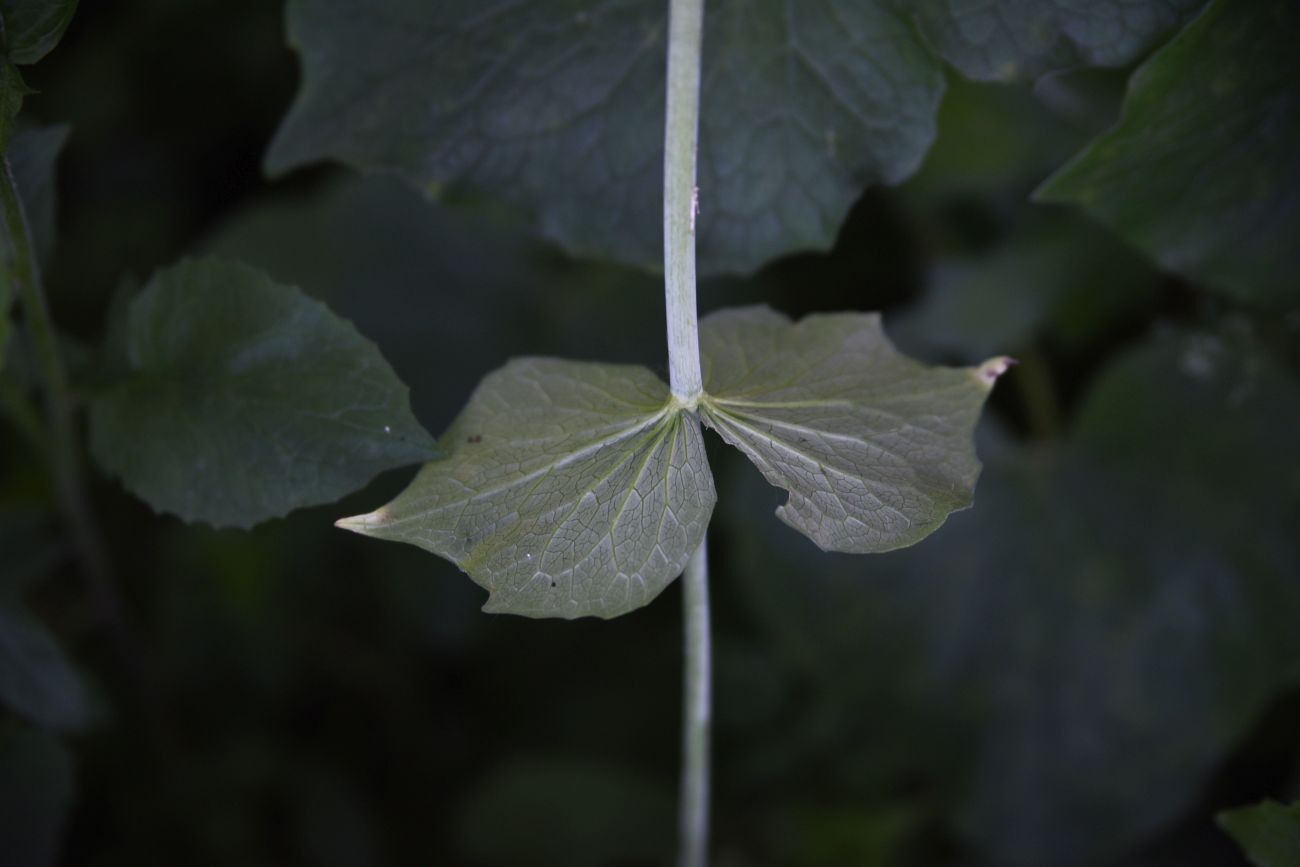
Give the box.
[664,0,704,403]
[679,535,711,867]
[663,0,711,862]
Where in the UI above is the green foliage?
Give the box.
[341,306,1003,617]
[723,329,1300,867]
[2,1,1296,863]
[1038,0,1300,304]
[1219,800,1300,867]
[338,359,715,619]
[88,257,436,528]
[0,0,78,65]
[914,0,1202,81]
[268,0,1196,274]
[0,724,73,867]
[0,0,76,148]
[700,306,1005,553]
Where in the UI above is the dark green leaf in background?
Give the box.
[338,359,715,619]
[0,0,77,149]
[0,725,73,867]
[1219,800,1300,867]
[913,0,1202,82]
[268,0,1195,274]
[721,328,1300,867]
[1037,0,1300,304]
[0,0,78,65]
[88,257,436,529]
[700,306,1008,553]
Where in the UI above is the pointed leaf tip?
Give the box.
[975,356,1017,389]
[335,510,389,534]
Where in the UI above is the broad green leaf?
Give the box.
[699,306,1009,553]
[0,725,73,867]
[268,0,1192,274]
[1219,800,1300,867]
[1036,0,1300,304]
[0,599,89,731]
[337,358,715,619]
[88,257,436,529]
[0,0,79,65]
[913,0,1202,82]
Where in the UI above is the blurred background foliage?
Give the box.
[1,1,1298,865]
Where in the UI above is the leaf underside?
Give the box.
[88,257,436,529]
[1037,0,1300,304]
[700,306,1007,553]
[338,359,715,619]
[267,0,1200,274]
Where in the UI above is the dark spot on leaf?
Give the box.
[467,434,483,444]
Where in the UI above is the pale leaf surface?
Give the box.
[700,306,1007,553]
[338,359,715,619]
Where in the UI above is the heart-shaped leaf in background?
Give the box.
[88,257,436,529]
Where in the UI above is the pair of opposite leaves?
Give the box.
[339,305,1009,619]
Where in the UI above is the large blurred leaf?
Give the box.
[1219,800,1300,867]
[721,329,1300,866]
[0,724,73,867]
[268,0,1193,274]
[700,306,1008,552]
[0,0,78,65]
[88,257,436,529]
[338,359,715,619]
[1037,0,1300,304]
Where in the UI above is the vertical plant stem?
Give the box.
[663,0,711,862]
[1,156,129,667]
[679,535,711,867]
[663,0,705,403]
